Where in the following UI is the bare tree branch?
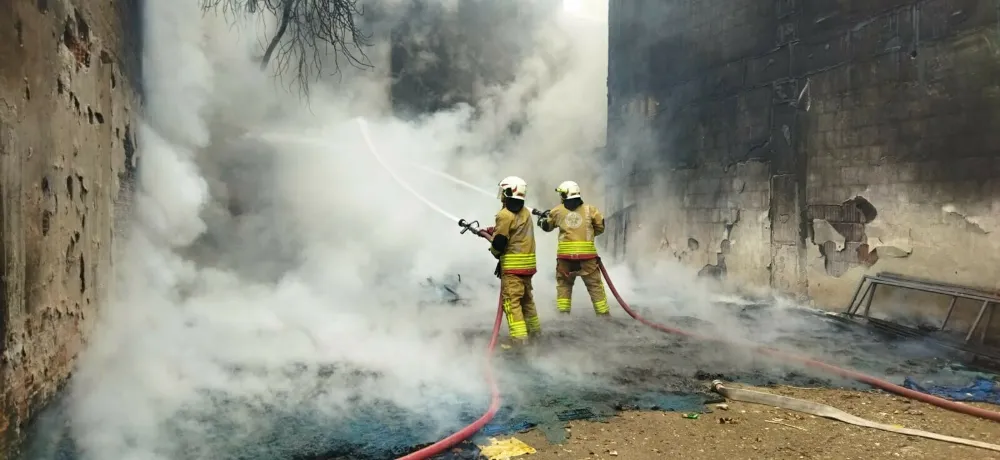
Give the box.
[201,0,373,96]
[260,0,295,70]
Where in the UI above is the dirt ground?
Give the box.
[508,384,1000,460]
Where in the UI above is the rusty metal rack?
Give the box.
[844,272,1000,347]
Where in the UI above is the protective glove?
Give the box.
[484,226,495,236]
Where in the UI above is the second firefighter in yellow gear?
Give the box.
[537,180,609,316]
[485,176,541,346]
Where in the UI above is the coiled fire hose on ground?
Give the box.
[710,380,1000,451]
[349,118,1000,459]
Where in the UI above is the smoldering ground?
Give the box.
[22,296,966,459]
[17,1,967,460]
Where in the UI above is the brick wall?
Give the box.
[607,0,1000,317]
[0,0,138,454]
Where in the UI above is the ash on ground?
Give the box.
[19,300,983,460]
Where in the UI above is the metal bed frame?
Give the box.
[845,272,999,345]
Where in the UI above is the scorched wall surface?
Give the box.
[605,0,1000,325]
[0,0,139,456]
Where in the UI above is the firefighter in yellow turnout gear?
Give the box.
[537,181,609,316]
[484,176,541,347]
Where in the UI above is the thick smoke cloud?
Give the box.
[65,0,615,458]
[56,0,924,458]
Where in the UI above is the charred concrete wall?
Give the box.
[0,0,139,455]
[606,0,1000,318]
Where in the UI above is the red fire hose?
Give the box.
[397,254,1000,460]
[396,292,504,460]
[595,260,1000,423]
[397,224,505,460]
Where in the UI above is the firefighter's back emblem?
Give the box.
[565,211,583,229]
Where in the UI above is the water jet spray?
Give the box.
[355,118,462,223]
[400,162,543,215]
[253,124,544,216]
[354,142,1000,427]
[400,162,494,199]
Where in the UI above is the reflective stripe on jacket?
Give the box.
[494,206,537,275]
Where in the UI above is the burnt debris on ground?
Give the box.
[18,300,989,460]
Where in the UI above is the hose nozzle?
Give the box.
[458,219,480,235]
[532,209,550,218]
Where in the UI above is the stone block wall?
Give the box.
[606,0,1000,326]
[0,0,139,455]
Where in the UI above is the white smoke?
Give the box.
[66,0,615,459]
[51,0,949,457]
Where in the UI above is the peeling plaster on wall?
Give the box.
[871,201,1000,287]
[620,159,773,288]
[654,234,702,265]
[811,218,845,251]
[607,0,1000,318]
[720,209,771,287]
[813,170,1000,314]
[687,237,700,251]
[807,189,1000,340]
[942,204,993,235]
[865,221,913,259]
[698,210,741,279]
[807,196,880,278]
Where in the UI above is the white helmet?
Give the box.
[555,180,582,200]
[497,176,528,201]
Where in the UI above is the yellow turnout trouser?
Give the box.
[555,259,609,315]
[501,273,541,339]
